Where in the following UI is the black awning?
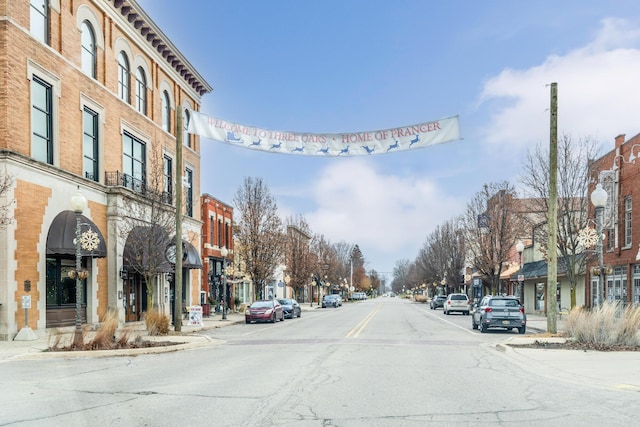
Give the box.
[183,240,202,269]
[46,210,107,257]
[123,225,172,273]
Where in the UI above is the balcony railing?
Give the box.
[105,171,174,205]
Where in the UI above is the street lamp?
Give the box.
[220,246,228,320]
[516,240,525,306]
[71,188,87,347]
[591,183,608,307]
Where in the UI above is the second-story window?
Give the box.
[135,67,147,115]
[30,0,49,44]
[122,132,145,193]
[185,168,193,217]
[217,219,222,247]
[118,52,130,104]
[163,155,173,204]
[209,216,214,245]
[81,21,96,78]
[162,91,171,132]
[83,107,99,181]
[183,109,191,148]
[625,196,632,247]
[31,75,53,165]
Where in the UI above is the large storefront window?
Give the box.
[633,265,640,304]
[46,258,87,306]
[606,266,626,304]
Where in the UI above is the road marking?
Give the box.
[419,307,477,336]
[346,302,383,338]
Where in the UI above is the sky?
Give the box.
[137,0,640,280]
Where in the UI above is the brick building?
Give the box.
[201,194,239,311]
[589,133,640,307]
[0,0,211,340]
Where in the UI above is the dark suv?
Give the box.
[471,295,526,334]
[430,295,447,310]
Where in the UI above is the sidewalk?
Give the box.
[0,303,322,361]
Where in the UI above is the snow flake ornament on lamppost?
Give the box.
[79,229,100,252]
[577,226,599,248]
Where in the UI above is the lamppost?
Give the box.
[591,183,608,307]
[310,274,314,307]
[284,274,290,299]
[516,240,525,307]
[220,246,228,320]
[71,188,88,347]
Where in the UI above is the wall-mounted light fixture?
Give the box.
[119,268,128,280]
[118,290,123,300]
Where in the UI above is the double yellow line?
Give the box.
[345,302,383,338]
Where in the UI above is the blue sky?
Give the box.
[138,0,640,279]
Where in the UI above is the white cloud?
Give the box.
[479,18,640,151]
[305,159,464,258]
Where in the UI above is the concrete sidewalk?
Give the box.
[0,303,322,361]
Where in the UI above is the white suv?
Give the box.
[443,293,470,315]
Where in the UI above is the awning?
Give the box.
[46,210,107,257]
[123,225,172,273]
[500,263,521,280]
[168,237,202,269]
[511,259,569,280]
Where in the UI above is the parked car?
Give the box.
[430,295,447,310]
[352,292,367,300]
[245,299,284,323]
[443,293,471,315]
[471,295,526,334]
[322,294,341,308]
[277,298,301,319]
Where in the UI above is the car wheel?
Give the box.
[271,313,276,323]
[297,310,301,318]
[480,321,487,333]
[519,326,526,334]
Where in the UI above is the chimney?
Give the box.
[615,134,626,150]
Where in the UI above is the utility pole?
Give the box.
[174,106,184,331]
[547,82,558,334]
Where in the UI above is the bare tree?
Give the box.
[416,217,466,294]
[350,244,366,291]
[520,134,601,308]
[463,182,524,296]
[285,215,314,302]
[391,259,412,294]
[234,177,285,300]
[119,150,176,311]
[0,167,15,227]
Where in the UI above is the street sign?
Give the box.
[22,295,31,309]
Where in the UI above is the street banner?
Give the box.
[187,110,460,156]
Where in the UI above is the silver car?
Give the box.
[472,295,526,334]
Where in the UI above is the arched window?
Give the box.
[183,109,191,147]
[118,52,130,103]
[162,91,171,132]
[81,21,96,78]
[135,67,147,115]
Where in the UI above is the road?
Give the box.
[1,297,638,426]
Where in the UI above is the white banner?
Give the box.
[187,111,460,156]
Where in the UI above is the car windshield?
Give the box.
[489,299,519,307]
[450,295,468,300]
[277,299,292,305]
[251,301,274,308]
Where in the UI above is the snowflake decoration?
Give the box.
[577,226,598,248]
[80,229,100,251]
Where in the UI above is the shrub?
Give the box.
[565,302,640,347]
[145,309,170,336]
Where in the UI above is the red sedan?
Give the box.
[245,299,284,323]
